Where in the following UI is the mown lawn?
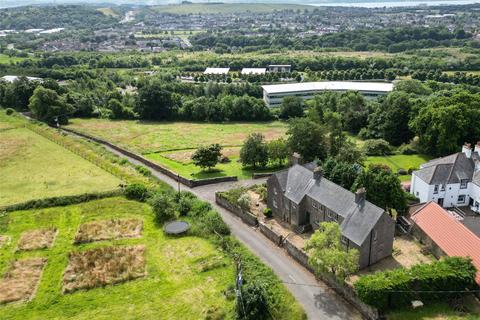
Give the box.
[365,154,432,182]
[67,118,288,154]
[0,197,236,319]
[147,153,286,180]
[0,120,121,206]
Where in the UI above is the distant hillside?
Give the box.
[149,3,315,14]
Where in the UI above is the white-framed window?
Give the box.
[458,195,466,204]
[273,200,278,209]
[440,184,445,191]
[460,180,468,189]
[341,236,348,245]
[434,185,439,194]
[373,230,378,241]
[312,202,318,209]
[292,204,297,210]
[416,191,419,196]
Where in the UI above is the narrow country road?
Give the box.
[72,136,363,320]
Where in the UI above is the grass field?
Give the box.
[0,115,121,206]
[0,54,30,65]
[365,154,431,182]
[66,119,288,180]
[387,300,480,320]
[0,197,236,319]
[151,3,315,14]
[67,119,287,154]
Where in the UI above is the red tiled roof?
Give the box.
[411,202,480,284]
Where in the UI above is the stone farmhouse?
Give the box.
[411,143,480,211]
[266,162,395,269]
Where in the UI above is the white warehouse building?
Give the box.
[261,81,394,107]
[411,143,480,211]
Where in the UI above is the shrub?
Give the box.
[200,210,230,236]
[237,193,251,211]
[407,167,418,174]
[135,165,152,177]
[397,168,407,175]
[148,192,176,224]
[252,184,267,201]
[362,139,391,156]
[5,108,15,115]
[237,282,269,320]
[354,257,477,311]
[178,194,194,216]
[125,183,149,201]
[263,208,272,218]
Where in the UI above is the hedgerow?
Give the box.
[354,257,477,311]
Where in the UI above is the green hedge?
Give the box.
[1,189,122,212]
[354,257,477,311]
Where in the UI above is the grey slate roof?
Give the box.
[414,152,476,185]
[273,164,385,246]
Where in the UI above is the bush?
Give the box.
[407,167,418,174]
[263,208,272,218]
[5,108,15,115]
[135,165,152,177]
[178,193,194,216]
[237,282,269,320]
[125,183,149,202]
[199,210,230,236]
[397,168,407,175]
[148,192,176,224]
[354,257,477,311]
[362,139,392,156]
[237,193,252,211]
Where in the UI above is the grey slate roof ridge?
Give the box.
[274,164,385,245]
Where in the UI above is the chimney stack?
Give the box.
[313,167,323,180]
[462,143,472,158]
[355,188,366,204]
[475,142,480,155]
[290,152,304,166]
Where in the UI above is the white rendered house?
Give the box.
[411,143,480,212]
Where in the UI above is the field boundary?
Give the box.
[0,189,122,213]
[60,126,238,188]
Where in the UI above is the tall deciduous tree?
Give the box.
[352,164,407,215]
[135,79,180,120]
[267,138,289,166]
[286,118,327,162]
[305,222,359,281]
[279,96,304,119]
[28,86,73,125]
[240,133,269,169]
[409,91,480,156]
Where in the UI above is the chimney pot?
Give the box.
[463,143,472,158]
[355,187,366,204]
[313,167,323,180]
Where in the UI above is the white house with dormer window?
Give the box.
[411,143,480,212]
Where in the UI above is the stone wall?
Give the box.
[283,239,379,320]
[258,222,283,246]
[60,127,238,188]
[215,193,258,226]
